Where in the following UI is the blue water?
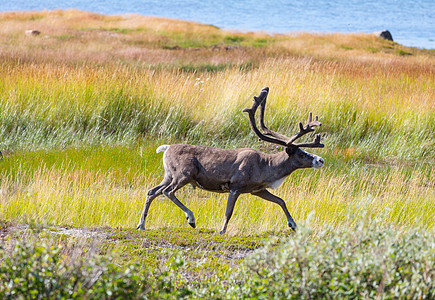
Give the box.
[2,0,434,49]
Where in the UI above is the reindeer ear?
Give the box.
[285,147,297,155]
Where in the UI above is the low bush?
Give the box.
[225,221,435,299]
[1,222,435,299]
[0,233,191,299]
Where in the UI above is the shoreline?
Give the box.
[0,7,433,50]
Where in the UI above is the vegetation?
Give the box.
[0,9,434,298]
[1,222,434,299]
[226,221,435,299]
[0,229,192,299]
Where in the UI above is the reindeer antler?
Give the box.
[290,133,324,148]
[257,88,294,142]
[243,87,324,148]
[243,87,288,147]
[286,112,324,148]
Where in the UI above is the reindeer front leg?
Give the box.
[220,190,241,234]
[251,189,297,231]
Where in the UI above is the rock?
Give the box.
[374,30,393,41]
[25,30,41,36]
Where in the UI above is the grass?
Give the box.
[0,9,434,297]
[0,60,433,157]
[0,144,433,234]
[0,10,433,233]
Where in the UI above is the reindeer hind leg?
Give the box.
[162,177,196,228]
[137,176,171,230]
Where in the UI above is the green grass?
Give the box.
[0,58,433,231]
[0,144,433,232]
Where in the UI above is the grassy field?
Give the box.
[0,9,434,298]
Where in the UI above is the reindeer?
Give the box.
[137,87,325,234]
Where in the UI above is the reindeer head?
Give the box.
[243,87,325,169]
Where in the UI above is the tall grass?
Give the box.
[0,58,433,160]
[0,10,434,233]
[0,145,433,234]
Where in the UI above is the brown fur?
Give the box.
[136,144,323,234]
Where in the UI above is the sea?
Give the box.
[1,0,434,49]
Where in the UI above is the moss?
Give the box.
[340,45,353,50]
[83,226,286,279]
[0,225,279,280]
[108,227,270,252]
[366,47,380,53]
[108,27,134,34]
[396,49,412,56]
[224,35,245,44]
[56,34,75,41]
[252,38,270,47]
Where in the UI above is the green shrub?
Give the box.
[0,234,191,299]
[2,223,435,299]
[226,222,435,299]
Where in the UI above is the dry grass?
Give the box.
[0,9,432,66]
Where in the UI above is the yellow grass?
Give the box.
[1,161,433,235]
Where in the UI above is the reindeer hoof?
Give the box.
[189,222,196,228]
